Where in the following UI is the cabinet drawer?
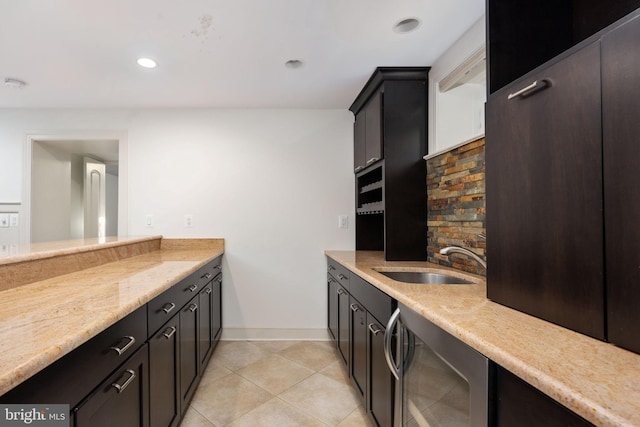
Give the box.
[350,273,395,324]
[197,257,222,287]
[327,258,350,290]
[148,283,184,337]
[0,305,147,408]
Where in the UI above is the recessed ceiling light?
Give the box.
[393,18,421,34]
[4,78,27,89]
[285,59,304,69]
[137,58,158,69]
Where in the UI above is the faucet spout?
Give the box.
[439,246,487,270]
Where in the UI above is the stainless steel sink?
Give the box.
[378,271,474,284]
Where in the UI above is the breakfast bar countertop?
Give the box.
[0,236,224,396]
[325,250,640,427]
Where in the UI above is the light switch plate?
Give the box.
[338,215,349,229]
[9,213,18,227]
[0,213,9,228]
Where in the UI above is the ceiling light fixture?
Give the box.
[4,78,27,89]
[393,18,421,34]
[285,59,304,69]
[137,58,158,69]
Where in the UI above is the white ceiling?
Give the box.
[1,0,485,109]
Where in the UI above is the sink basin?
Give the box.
[378,271,474,285]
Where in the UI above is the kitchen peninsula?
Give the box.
[326,250,640,426]
[0,236,223,426]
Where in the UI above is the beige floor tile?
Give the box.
[249,340,298,353]
[190,373,273,426]
[318,360,350,385]
[180,407,217,427]
[279,373,362,425]
[237,354,314,395]
[198,362,233,388]
[226,397,329,427]
[336,405,375,427]
[278,341,339,371]
[210,341,271,371]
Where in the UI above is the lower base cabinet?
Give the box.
[367,313,392,427]
[495,366,593,427]
[149,317,180,427]
[75,344,150,427]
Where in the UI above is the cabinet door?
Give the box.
[350,297,367,400]
[354,110,367,172]
[602,15,640,354]
[337,284,350,367]
[486,41,605,339]
[149,317,180,427]
[364,91,383,167]
[179,298,200,413]
[211,274,222,344]
[198,283,213,370]
[367,313,393,427]
[328,276,339,341]
[75,344,149,427]
[495,366,593,426]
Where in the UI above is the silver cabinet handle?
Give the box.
[217,276,222,283]
[163,326,176,340]
[111,369,136,394]
[350,303,362,312]
[110,336,135,356]
[354,165,364,173]
[189,304,198,312]
[338,274,348,281]
[328,265,336,271]
[214,265,222,270]
[368,323,383,336]
[366,157,380,165]
[205,287,212,295]
[384,308,401,381]
[201,272,212,280]
[507,79,551,100]
[162,302,176,314]
[188,284,198,292]
[337,288,345,295]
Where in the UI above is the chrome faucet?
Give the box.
[439,246,487,270]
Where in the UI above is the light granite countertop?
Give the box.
[325,250,640,427]
[0,236,224,396]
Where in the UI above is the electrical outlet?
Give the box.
[145,215,153,228]
[338,215,349,229]
[0,214,8,228]
[9,213,18,227]
[184,214,193,228]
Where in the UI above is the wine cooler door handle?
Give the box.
[384,307,401,380]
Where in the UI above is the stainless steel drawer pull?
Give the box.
[366,157,380,165]
[350,303,362,312]
[214,265,222,270]
[337,288,344,295]
[206,287,212,295]
[189,304,198,312]
[201,272,212,280]
[217,277,222,283]
[189,284,198,292]
[110,336,136,356]
[338,274,348,281]
[162,302,176,314]
[328,265,336,271]
[368,323,383,335]
[507,79,551,100]
[354,166,364,173]
[163,326,177,339]
[111,369,136,394]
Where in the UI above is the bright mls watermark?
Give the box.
[0,405,69,426]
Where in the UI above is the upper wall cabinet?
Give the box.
[487,0,640,94]
[350,67,429,261]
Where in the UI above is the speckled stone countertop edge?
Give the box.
[325,250,640,427]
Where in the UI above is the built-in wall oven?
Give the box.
[385,303,492,427]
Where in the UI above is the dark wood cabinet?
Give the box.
[351,67,429,261]
[199,282,214,370]
[601,14,640,354]
[367,313,392,427]
[211,273,222,345]
[486,41,606,339]
[487,0,640,94]
[495,365,593,427]
[75,344,150,427]
[179,297,200,414]
[337,282,351,367]
[149,317,180,427]
[327,276,339,340]
[350,296,367,398]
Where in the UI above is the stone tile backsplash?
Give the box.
[427,137,486,275]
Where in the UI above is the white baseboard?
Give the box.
[220,328,332,341]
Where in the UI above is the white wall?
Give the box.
[428,16,486,154]
[0,108,355,339]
